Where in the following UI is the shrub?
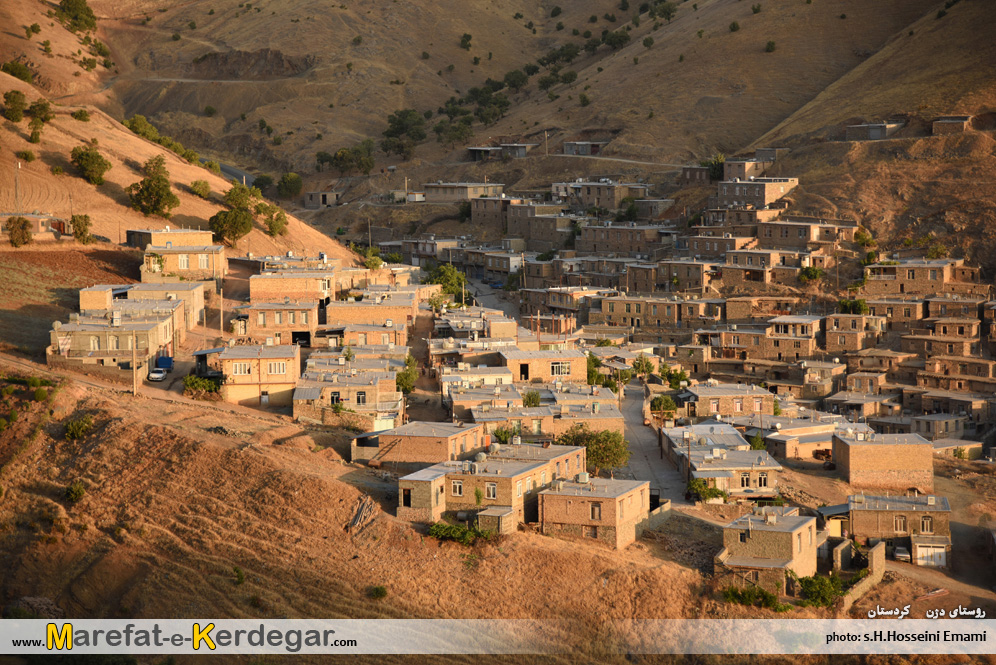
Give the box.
[2,61,33,82]
[723,585,789,611]
[203,105,216,117]
[551,6,562,16]
[797,573,843,607]
[798,266,825,284]
[752,3,762,13]
[3,90,26,122]
[58,0,97,31]
[51,166,63,175]
[182,374,220,393]
[352,35,362,45]
[729,21,740,32]
[651,395,676,414]
[65,414,93,440]
[765,40,776,52]
[643,36,654,48]
[276,172,303,198]
[428,521,493,546]
[190,180,211,199]
[6,217,32,247]
[459,33,472,50]
[421,51,430,59]
[367,585,388,599]
[15,150,35,162]
[71,108,90,121]
[172,32,181,40]
[65,479,86,503]
[233,566,245,585]
[33,388,48,402]
[71,144,112,185]
[71,214,93,244]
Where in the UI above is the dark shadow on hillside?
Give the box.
[98,181,131,207]
[169,214,211,231]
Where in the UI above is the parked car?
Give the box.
[147,368,168,382]
[894,546,912,563]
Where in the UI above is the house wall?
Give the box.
[539,484,649,549]
[397,475,446,523]
[849,508,950,541]
[833,441,934,492]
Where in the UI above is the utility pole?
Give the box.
[219,284,224,338]
[368,219,372,249]
[14,161,22,216]
[544,130,548,157]
[131,329,138,396]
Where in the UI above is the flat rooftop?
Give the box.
[541,478,647,499]
[849,494,950,512]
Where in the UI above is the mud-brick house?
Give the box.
[218,344,301,407]
[538,478,651,549]
[845,494,951,567]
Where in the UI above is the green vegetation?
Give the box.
[256,202,288,237]
[650,395,676,416]
[838,298,869,315]
[203,105,216,117]
[64,414,94,440]
[6,217,32,248]
[395,354,418,394]
[428,521,493,546]
[723,585,790,611]
[2,61,33,83]
[765,40,776,52]
[65,479,86,504]
[459,33,472,50]
[276,172,303,198]
[14,150,35,163]
[752,3,762,13]
[699,153,725,181]
[3,90,26,122]
[127,155,180,218]
[558,423,630,476]
[796,572,843,607]
[773,399,782,416]
[233,566,245,585]
[926,243,948,259]
[522,390,541,408]
[631,353,655,377]
[749,431,766,450]
[71,109,91,121]
[854,229,875,247]
[729,21,740,32]
[798,266,825,284]
[123,114,200,163]
[209,207,253,245]
[687,477,727,501]
[423,263,467,303]
[71,214,93,244]
[33,388,48,402]
[643,36,654,48]
[58,0,98,32]
[190,180,211,199]
[317,140,375,175]
[367,585,388,599]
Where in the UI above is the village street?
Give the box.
[618,382,687,504]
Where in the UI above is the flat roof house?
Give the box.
[422,182,504,203]
[832,431,933,493]
[499,348,587,384]
[847,494,951,567]
[539,478,651,549]
[351,421,487,466]
[126,227,214,249]
[218,344,301,407]
[715,508,818,596]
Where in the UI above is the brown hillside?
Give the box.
[0,73,360,264]
[0,367,701,658]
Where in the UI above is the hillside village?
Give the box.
[1,0,996,644]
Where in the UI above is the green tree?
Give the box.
[224,180,262,210]
[503,69,528,92]
[651,394,677,416]
[699,153,725,180]
[2,61,33,82]
[255,201,288,236]
[70,213,93,244]
[28,116,43,143]
[522,390,541,408]
[729,21,740,32]
[276,172,303,198]
[364,255,383,270]
[124,114,160,141]
[587,352,604,385]
[6,217,32,248]
[749,431,766,450]
[603,30,631,49]
[657,1,678,21]
[558,424,630,477]
[383,108,427,142]
[126,155,180,218]
[396,354,418,394]
[773,399,782,416]
[190,180,211,199]
[2,90,26,122]
[70,144,112,185]
[27,99,54,123]
[632,353,655,377]
[559,70,578,85]
[459,33,473,50]
[253,174,273,190]
[209,207,253,245]
[643,36,654,48]
[537,73,559,91]
[765,40,776,52]
[423,263,467,300]
[58,0,97,31]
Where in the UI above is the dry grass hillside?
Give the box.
[0,72,359,263]
[0,366,703,659]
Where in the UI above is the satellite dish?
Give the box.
[53,321,62,330]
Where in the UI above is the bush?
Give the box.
[579,93,591,107]
[2,61,33,82]
[58,0,97,32]
[276,172,303,198]
[51,166,63,175]
[15,150,35,162]
[723,586,789,611]
[71,213,93,244]
[3,90,26,122]
[6,216,32,247]
[190,180,211,199]
[65,414,93,440]
[182,374,220,393]
[172,33,181,41]
[33,388,48,402]
[797,573,843,607]
[204,105,216,117]
[752,3,762,13]
[367,585,388,599]
[65,479,86,503]
[551,6,562,16]
[765,40,776,52]
[71,144,112,185]
[233,566,245,585]
[428,521,493,546]
[729,21,740,32]
[71,109,90,121]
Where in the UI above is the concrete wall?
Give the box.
[838,542,886,615]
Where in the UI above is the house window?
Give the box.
[452,480,463,497]
[329,392,340,404]
[275,312,282,325]
[267,361,287,375]
[894,515,907,533]
[921,515,933,534]
[541,471,547,485]
[550,361,570,376]
[485,482,497,500]
[257,312,266,326]
[839,335,846,345]
[108,335,119,350]
[758,472,768,487]
[741,473,750,488]
[516,481,522,497]
[809,525,813,545]
[710,399,719,413]
[288,311,296,325]
[198,254,209,270]
[797,533,802,553]
[356,391,367,405]
[740,531,748,543]
[232,362,251,376]
[734,399,743,412]
[526,477,534,492]
[301,311,308,325]
[590,502,602,520]
[178,254,189,270]
[754,398,763,411]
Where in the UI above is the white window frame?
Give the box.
[452,480,463,497]
[485,482,497,500]
[232,362,251,376]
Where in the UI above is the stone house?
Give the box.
[825,314,887,354]
[715,508,819,595]
[303,190,341,209]
[539,478,651,549]
[141,244,227,284]
[845,122,904,141]
[249,272,334,305]
[556,179,650,211]
[499,348,587,383]
[680,383,775,419]
[684,447,783,499]
[315,321,408,349]
[932,115,972,135]
[422,182,504,203]
[577,222,676,257]
[723,159,772,182]
[563,141,608,156]
[126,227,213,249]
[680,165,712,186]
[846,494,951,567]
[863,258,987,297]
[351,422,486,466]
[80,283,206,330]
[324,295,415,328]
[470,402,624,439]
[714,178,798,209]
[218,344,301,407]
[831,431,933,492]
[236,301,319,346]
[294,370,403,432]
